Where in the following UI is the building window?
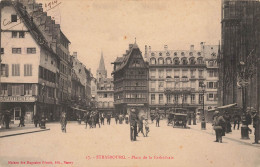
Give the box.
[199,70,203,78]
[166,81,171,88]
[150,70,156,79]
[158,58,164,65]
[197,58,203,64]
[19,32,25,38]
[1,48,4,54]
[166,69,172,78]
[151,94,155,104]
[174,70,180,78]
[24,64,32,76]
[166,58,171,64]
[191,94,195,103]
[12,48,21,54]
[199,81,204,88]
[209,70,214,77]
[27,48,36,54]
[190,70,196,78]
[159,94,163,104]
[174,95,179,103]
[174,58,180,65]
[158,70,164,78]
[24,84,32,95]
[12,64,20,76]
[0,84,8,96]
[11,15,17,22]
[182,58,188,65]
[190,58,196,65]
[150,81,155,91]
[183,95,187,103]
[158,82,164,91]
[150,58,156,65]
[12,31,18,38]
[167,95,171,104]
[190,81,196,89]
[1,64,9,77]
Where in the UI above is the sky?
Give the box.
[39,0,221,77]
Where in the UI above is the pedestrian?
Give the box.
[60,112,67,133]
[156,113,160,127]
[4,110,11,129]
[107,114,111,125]
[192,112,196,125]
[212,111,225,143]
[144,118,150,137]
[137,119,145,137]
[125,114,129,124]
[18,115,25,127]
[245,110,252,134]
[100,112,104,125]
[95,111,101,128]
[130,108,138,141]
[115,114,119,124]
[223,111,232,133]
[33,114,39,127]
[233,111,241,130]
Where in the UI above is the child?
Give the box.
[144,118,150,137]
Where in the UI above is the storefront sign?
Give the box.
[0,96,36,102]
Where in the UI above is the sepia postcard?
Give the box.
[0,0,260,167]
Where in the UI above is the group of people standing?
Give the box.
[212,110,258,143]
[130,108,150,141]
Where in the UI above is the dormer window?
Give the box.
[151,52,155,56]
[189,52,193,56]
[174,52,177,56]
[197,52,201,56]
[159,52,162,56]
[181,52,185,56]
[11,15,17,22]
[166,52,170,56]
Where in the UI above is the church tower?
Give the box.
[96,51,107,82]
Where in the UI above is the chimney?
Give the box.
[190,45,194,51]
[73,52,77,58]
[144,45,147,58]
[164,45,168,51]
[200,42,205,51]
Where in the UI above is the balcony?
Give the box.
[164,87,192,94]
[124,98,147,103]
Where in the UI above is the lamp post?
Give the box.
[237,61,250,139]
[40,82,46,129]
[201,83,206,130]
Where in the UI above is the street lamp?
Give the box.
[238,61,250,139]
[40,82,46,129]
[201,83,206,130]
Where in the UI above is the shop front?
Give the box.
[0,96,37,124]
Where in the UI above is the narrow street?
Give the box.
[1,120,259,167]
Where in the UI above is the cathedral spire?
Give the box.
[98,51,106,71]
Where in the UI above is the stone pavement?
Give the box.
[188,122,260,148]
[0,123,50,138]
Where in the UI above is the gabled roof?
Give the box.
[112,43,145,74]
[9,1,60,60]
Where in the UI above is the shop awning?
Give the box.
[208,103,237,112]
[71,107,88,112]
[217,103,237,109]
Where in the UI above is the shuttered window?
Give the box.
[12,64,20,76]
[1,64,9,77]
[24,64,32,76]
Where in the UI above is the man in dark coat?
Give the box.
[245,110,252,134]
[130,108,138,141]
[33,114,39,127]
[233,112,241,130]
[60,112,67,133]
[156,113,160,127]
[107,114,111,125]
[137,119,145,137]
[4,110,10,129]
[213,111,225,143]
[223,111,232,133]
[115,114,119,124]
